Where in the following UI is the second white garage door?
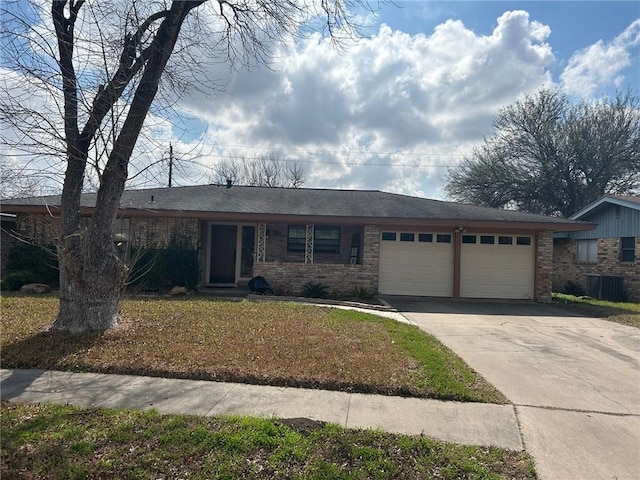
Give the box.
[460,234,534,299]
[378,232,453,296]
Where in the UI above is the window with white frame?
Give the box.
[576,239,597,263]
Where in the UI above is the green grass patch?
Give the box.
[1,401,536,480]
[1,295,505,403]
[329,309,507,403]
[552,293,640,328]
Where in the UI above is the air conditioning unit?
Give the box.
[586,275,625,302]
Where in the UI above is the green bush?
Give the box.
[2,241,59,289]
[351,286,375,300]
[126,233,199,291]
[563,281,585,297]
[1,271,35,291]
[301,282,329,299]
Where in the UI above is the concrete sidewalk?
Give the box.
[1,368,522,450]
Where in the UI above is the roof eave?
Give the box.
[570,195,640,219]
[0,204,594,231]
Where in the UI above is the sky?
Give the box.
[163,0,640,199]
[2,1,640,200]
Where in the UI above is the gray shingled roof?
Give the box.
[1,184,592,226]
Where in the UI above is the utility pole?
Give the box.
[168,143,173,188]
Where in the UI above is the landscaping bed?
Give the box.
[0,295,505,403]
[1,401,536,480]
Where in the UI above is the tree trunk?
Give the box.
[51,2,202,334]
[53,229,126,333]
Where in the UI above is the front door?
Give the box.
[210,225,237,284]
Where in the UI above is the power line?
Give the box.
[188,155,457,169]
[207,142,467,158]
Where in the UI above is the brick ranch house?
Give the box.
[1,184,593,301]
[554,195,640,302]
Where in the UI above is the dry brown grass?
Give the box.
[1,295,504,402]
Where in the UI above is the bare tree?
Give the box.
[445,89,640,217]
[0,156,54,199]
[213,154,308,188]
[1,0,373,333]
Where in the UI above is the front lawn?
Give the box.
[1,401,536,480]
[0,295,505,403]
[552,293,640,328]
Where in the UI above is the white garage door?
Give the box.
[378,232,453,296]
[460,234,534,299]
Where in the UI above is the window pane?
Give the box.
[621,237,635,262]
[498,236,512,245]
[288,226,306,238]
[315,227,339,240]
[516,236,531,246]
[314,226,340,253]
[622,249,635,262]
[480,235,495,245]
[437,234,451,243]
[462,235,476,244]
[382,232,396,241]
[113,218,130,242]
[418,233,433,243]
[287,225,306,251]
[577,239,597,262]
[621,237,635,249]
[400,232,415,242]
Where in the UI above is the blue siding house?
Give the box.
[553,195,640,302]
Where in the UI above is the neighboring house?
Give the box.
[0,184,593,302]
[553,195,640,302]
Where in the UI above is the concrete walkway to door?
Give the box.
[388,298,640,480]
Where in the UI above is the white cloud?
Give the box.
[561,19,640,97]
[179,10,555,197]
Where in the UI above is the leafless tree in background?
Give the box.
[213,154,308,188]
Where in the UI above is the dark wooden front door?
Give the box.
[210,225,237,284]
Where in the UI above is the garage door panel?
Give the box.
[461,237,534,299]
[379,232,534,299]
[379,236,453,296]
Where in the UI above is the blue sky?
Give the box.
[2,1,639,199]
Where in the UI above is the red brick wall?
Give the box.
[553,237,640,302]
[252,262,378,296]
[15,213,200,249]
[130,217,199,248]
[264,223,364,264]
[1,219,18,274]
[254,225,380,295]
[16,213,59,242]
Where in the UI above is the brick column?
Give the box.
[535,231,553,302]
[363,224,380,292]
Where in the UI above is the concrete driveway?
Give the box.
[389,298,640,480]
